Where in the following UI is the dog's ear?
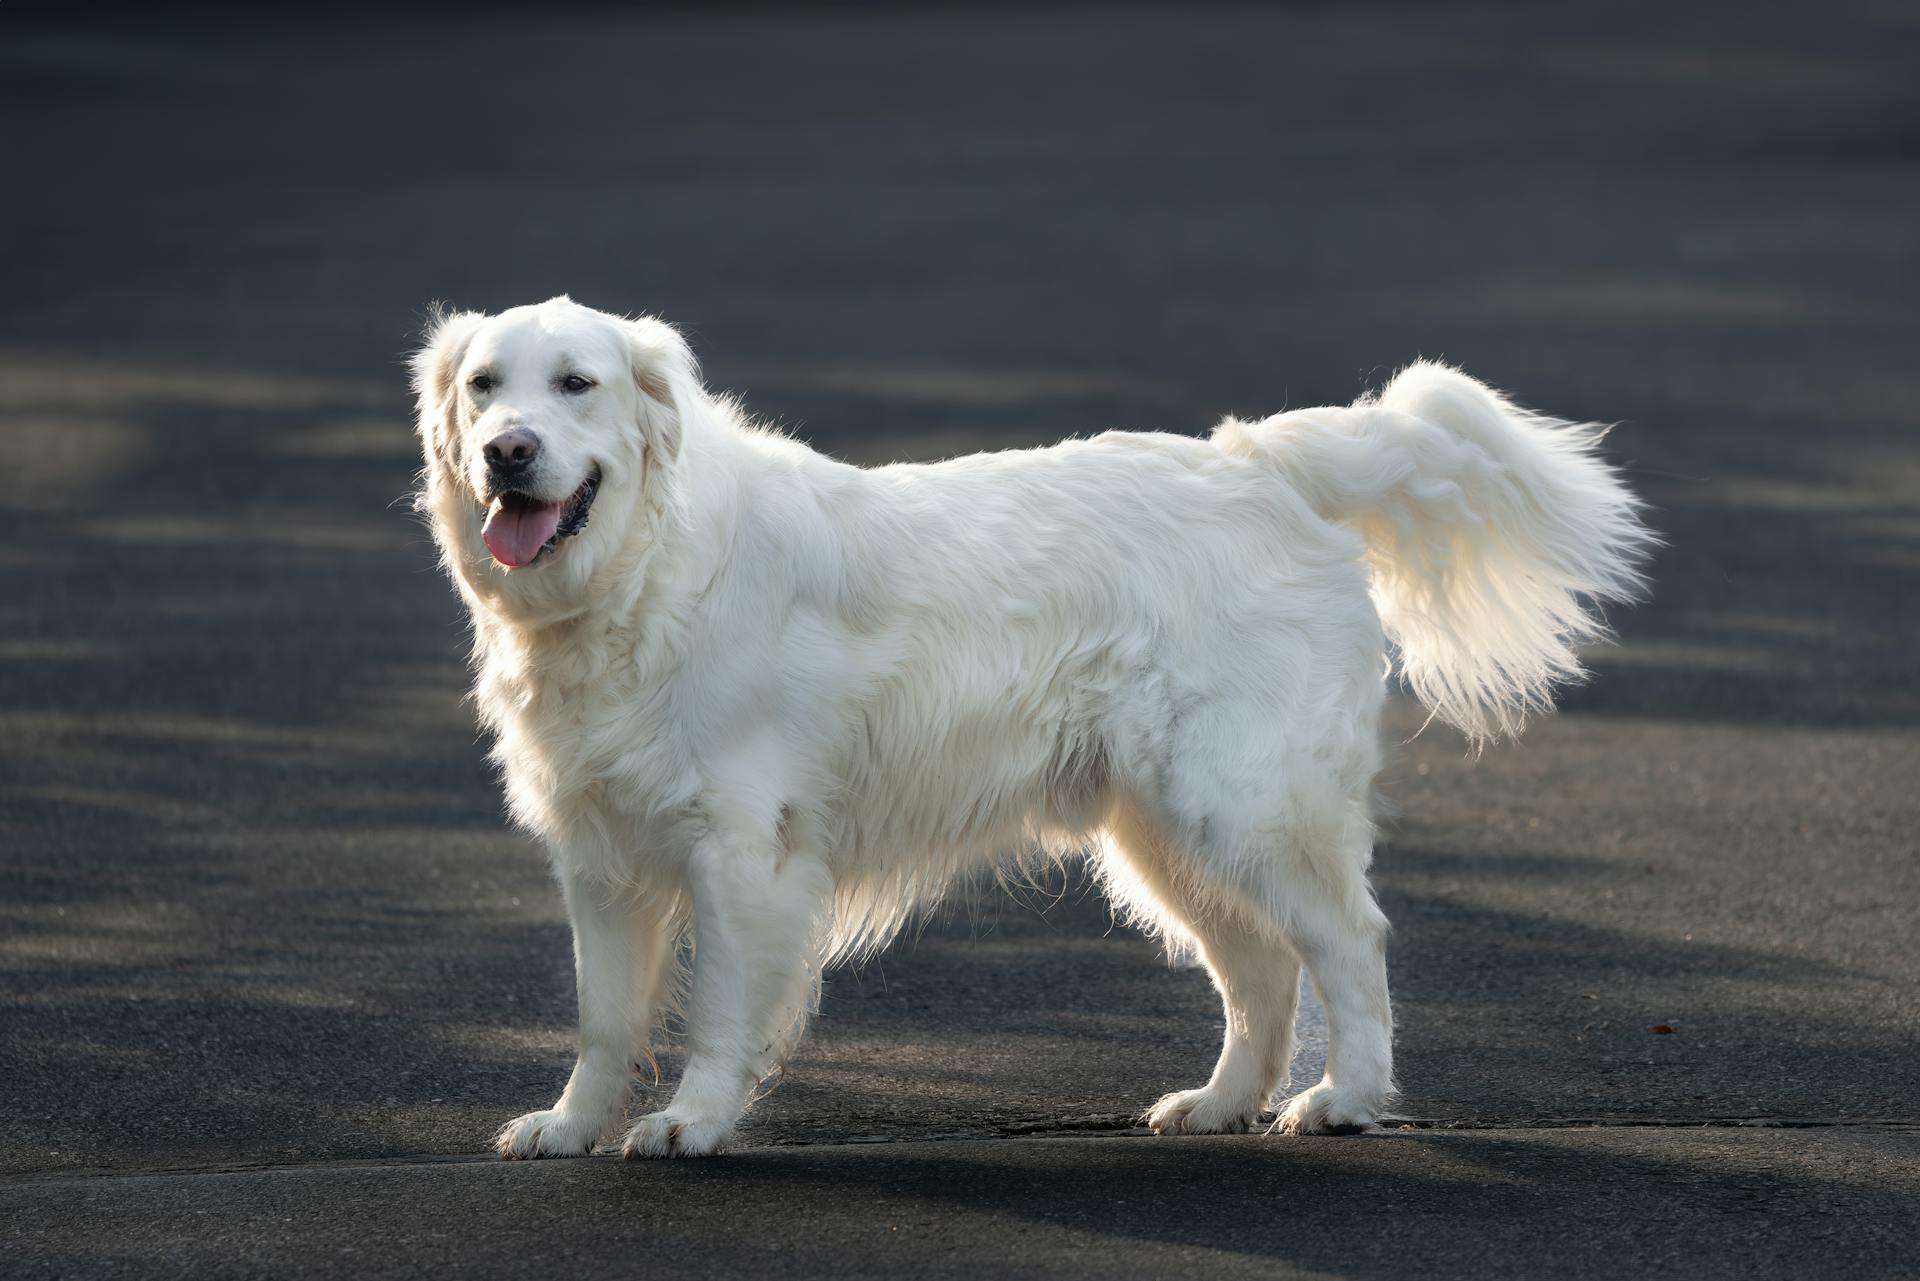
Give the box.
[626,316,696,468]
[411,306,488,455]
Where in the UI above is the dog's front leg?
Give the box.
[623,829,830,1158]
[496,872,673,1158]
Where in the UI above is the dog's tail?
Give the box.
[1213,361,1655,744]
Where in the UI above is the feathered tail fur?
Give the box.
[1214,361,1656,743]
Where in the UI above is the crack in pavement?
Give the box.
[6,1114,1915,1187]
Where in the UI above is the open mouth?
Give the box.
[480,468,600,569]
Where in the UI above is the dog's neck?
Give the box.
[460,481,715,711]
[464,538,673,673]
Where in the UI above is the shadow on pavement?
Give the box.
[9,1130,1919,1279]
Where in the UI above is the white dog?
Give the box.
[410,296,1650,1158]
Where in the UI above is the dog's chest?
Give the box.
[485,661,694,867]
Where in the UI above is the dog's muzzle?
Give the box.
[480,468,601,569]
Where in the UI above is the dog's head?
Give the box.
[411,296,694,616]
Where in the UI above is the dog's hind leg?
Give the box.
[1103,803,1302,1135]
[1270,876,1393,1132]
[1108,784,1394,1136]
[1254,803,1395,1135]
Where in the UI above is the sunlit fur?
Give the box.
[410,296,1652,1158]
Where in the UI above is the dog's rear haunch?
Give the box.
[408,297,1653,1157]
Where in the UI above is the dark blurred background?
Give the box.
[3,4,1918,1273]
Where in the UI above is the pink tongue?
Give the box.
[482,499,564,567]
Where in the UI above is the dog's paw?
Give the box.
[622,1108,732,1159]
[1145,1086,1263,1135]
[1274,1082,1378,1136]
[495,1107,609,1159]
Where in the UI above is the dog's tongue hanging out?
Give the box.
[482,495,564,567]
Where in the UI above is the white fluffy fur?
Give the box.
[409,296,1651,1158]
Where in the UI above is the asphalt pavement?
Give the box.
[2,4,1916,1277]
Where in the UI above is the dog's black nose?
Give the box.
[484,430,541,474]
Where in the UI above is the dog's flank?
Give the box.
[409,297,1651,1158]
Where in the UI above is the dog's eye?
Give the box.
[560,374,594,394]
[469,373,495,393]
